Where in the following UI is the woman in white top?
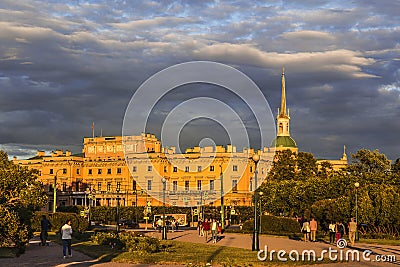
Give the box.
[301,220,310,242]
[211,219,218,243]
[61,220,73,258]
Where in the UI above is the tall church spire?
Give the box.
[276,67,292,137]
[280,67,287,117]
[271,67,297,150]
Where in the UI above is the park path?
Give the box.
[0,229,398,266]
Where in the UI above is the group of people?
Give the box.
[301,217,358,246]
[155,218,180,232]
[39,215,73,259]
[197,218,223,243]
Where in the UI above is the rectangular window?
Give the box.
[117,168,122,174]
[198,166,202,172]
[233,165,238,172]
[98,169,102,175]
[197,180,202,191]
[147,180,152,191]
[147,166,152,172]
[88,169,92,175]
[107,182,111,192]
[116,182,121,192]
[210,165,214,171]
[98,182,102,191]
[132,180,137,191]
[132,166,137,172]
[173,166,177,172]
[76,169,80,175]
[173,181,178,191]
[185,181,189,191]
[50,169,54,174]
[107,168,111,174]
[164,166,167,172]
[232,179,238,193]
[185,166,189,172]
[210,180,215,191]
[63,168,67,174]
[250,166,253,172]
[62,182,67,192]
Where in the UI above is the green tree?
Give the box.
[296,152,317,181]
[392,158,400,172]
[348,149,391,175]
[0,151,47,251]
[268,149,296,181]
[318,161,332,179]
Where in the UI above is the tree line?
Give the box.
[259,149,400,237]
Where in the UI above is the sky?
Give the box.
[0,0,399,161]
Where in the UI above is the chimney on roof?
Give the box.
[66,150,71,156]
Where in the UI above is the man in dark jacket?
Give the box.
[40,215,52,246]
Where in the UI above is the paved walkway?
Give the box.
[0,230,398,266]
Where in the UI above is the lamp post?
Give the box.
[162,177,167,240]
[116,186,120,233]
[251,154,260,251]
[135,189,138,225]
[53,169,63,213]
[355,182,359,241]
[259,191,263,234]
[220,164,225,230]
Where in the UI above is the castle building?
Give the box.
[13,68,347,211]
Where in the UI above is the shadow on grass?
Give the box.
[206,245,225,263]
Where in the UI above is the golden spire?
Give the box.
[280,67,287,117]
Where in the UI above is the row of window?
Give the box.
[88,168,122,175]
[48,168,123,175]
[132,165,239,173]
[49,165,243,175]
[52,179,239,194]
[145,179,238,192]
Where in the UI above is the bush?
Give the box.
[90,231,162,254]
[31,212,89,234]
[242,215,300,235]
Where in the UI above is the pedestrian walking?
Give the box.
[328,221,336,244]
[171,219,176,232]
[309,218,317,242]
[348,217,357,246]
[202,218,210,242]
[301,219,310,242]
[40,215,52,246]
[198,219,203,236]
[335,221,345,242]
[211,219,218,243]
[61,219,73,259]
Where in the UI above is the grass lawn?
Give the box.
[47,233,328,266]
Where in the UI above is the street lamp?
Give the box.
[251,154,260,251]
[116,186,120,233]
[355,182,359,241]
[162,177,167,240]
[220,164,225,230]
[53,169,63,213]
[259,191,263,234]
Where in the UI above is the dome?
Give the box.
[271,136,297,148]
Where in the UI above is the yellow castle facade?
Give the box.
[13,69,347,211]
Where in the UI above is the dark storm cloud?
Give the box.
[0,0,399,160]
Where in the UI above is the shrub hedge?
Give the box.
[242,215,301,235]
[90,231,163,255]
[31,212,89,234]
